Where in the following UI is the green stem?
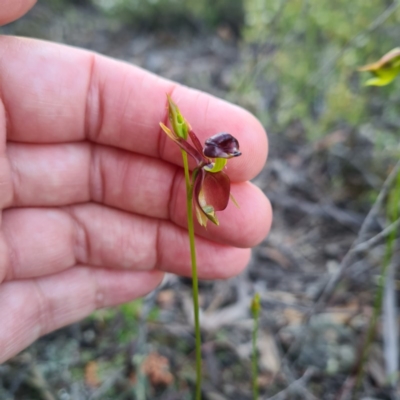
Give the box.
[180,149,202,400]
[252,311,259,400]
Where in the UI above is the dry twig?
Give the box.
[264,367,318,400]
[313,160,400,310]
[268,192,364,229]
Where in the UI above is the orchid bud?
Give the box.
[250,293,261,319]
[203,132,241,159]
[167,94,189,140]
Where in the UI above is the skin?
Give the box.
[0,0,272,363]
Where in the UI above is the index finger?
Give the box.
[0,36,268,181]
[0,0,36,26]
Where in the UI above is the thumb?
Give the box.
[0,0,36,26]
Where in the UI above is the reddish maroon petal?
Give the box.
[189,129,206,158]
[175,138,204,164]
[203,171,230,211]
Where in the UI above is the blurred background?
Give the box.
[2,0,400,399]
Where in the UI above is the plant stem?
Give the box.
[252,313,259,400]
[251,293,261,400]
[180,149,202,400]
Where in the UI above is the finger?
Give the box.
[1,36,267,182]
[0,266,163,363]
[0,0,36,26]
[1,204,251,282]
[8,142,272,247]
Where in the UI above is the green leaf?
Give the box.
[365,77,396,87]
[364,67,400,87]
[359,48,400,87]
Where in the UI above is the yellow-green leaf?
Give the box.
[359,48,400,87]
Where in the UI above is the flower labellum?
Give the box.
[203,132,241,159]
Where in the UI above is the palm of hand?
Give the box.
[0,0,271,363]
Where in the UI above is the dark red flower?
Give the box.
[160,96,241,227]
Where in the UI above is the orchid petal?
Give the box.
[175,138,204,164]
[202,171,230,211]
[189,130,205,156]
[160,121,203,163]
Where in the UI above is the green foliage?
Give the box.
[89,299,159,343]
[239,0,400,141]
[91,0,243,32]
[359,48,400,86]
[39,0,92,11]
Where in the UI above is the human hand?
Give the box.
[0,0,272,363]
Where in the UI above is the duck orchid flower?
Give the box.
[160,95,241,227]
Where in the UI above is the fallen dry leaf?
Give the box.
[258,330,281,374]
[85,361,100,388]
[157,289,175,309]
[283,307,305,326]
[141,352,174,386]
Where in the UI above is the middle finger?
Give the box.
[7,142,272,248]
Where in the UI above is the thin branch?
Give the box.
[352,218,400,254]
[359,160,400,242]
[268,192,364,229]
[313,160,400,310]
[279,161,400,367]
[264,367,317,400]
[26,363,56,400]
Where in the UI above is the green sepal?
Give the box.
[203,208,219,226]
[230,193,240,208]
[195,204,219,227]
[167,94,189,140]
[159,122,177,141]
